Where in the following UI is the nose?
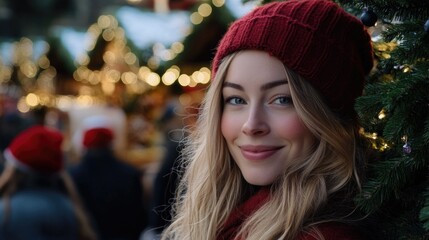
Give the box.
[242,107,269,136]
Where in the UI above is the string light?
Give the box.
[359,128,391,151]
[198,3,212,17]
[378,109,386,119]
[0,6,218,111]
[212,0,225,8]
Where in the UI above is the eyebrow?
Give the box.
[223,79,288,91]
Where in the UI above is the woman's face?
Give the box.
[221,50,316,186]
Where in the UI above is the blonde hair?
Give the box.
[162,52,365,240]
[0,164,98,240]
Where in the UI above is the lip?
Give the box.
[239,145,283,161]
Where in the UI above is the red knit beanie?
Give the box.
[4,126,64,174]
[83,127,114,149]
[213,0,374,117]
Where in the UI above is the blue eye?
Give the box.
[225,96,246,105]
[273,96,293,105]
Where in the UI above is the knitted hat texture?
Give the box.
[4,126,64,174]
[212,0,374,117]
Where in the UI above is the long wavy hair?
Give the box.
[162,52,366,240]
[0,164,98,240]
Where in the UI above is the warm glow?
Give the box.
[79,86,94,95]
[190,12,203,25]
[162,71,178,86]
[102,29,115,41]
[178,74,191,86]
[160,49,175,61]
[200,67,211,84]
[17,98,30,113]
[171,42,184,54]
[0,66,12,83]
[85,25,101,52]
[146,72,161,86]
[102,81,115,95]
[98,15,111,29]
[20,60,38,78]
[56,96,74,111]
[106,69,121,83]
[138,66,152,81]
[103,51,116,64]
[77,95,94,106]
[380,143,389,151]
[76,54,90,66]
[148,57,160,69]
[38,56,50,69]
[381,53,391,59]
[26,93,39,107]
[403,67,411,73]
[124,52,137,65]
[192,71,204,83]
[212,0,225,7]
[38,94,52,106]
[88,71,101,85]
[378,109,386,119]
[121,71,138,84]
[198,3,212,17]
[75,66,90,81]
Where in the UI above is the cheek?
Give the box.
[221,114,235,140]
[221,112,244,141]
[278,115,312,139]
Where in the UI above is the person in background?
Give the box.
[0,95,32,154]
[0,125,97,240]
[140,85,186,240]
[69,115,147,240]
[162,0,374,239]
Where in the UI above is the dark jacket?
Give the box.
[69,148,146,240]
[0,188,78,240]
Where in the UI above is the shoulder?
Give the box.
[0,190,78,237]
[8,189,75,215]
[297,222,364,240]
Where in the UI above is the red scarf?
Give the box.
[217,187,270,240]
[216,188,363,240]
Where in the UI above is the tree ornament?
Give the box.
[402,142,412,154]
[360,8,378,27]
[401,135,412,154]
[424,19,429,33]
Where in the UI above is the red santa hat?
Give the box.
[3,126,64,174]
[81,115,115,149]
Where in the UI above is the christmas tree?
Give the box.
[336,1,429,239]
[242,0,429,238]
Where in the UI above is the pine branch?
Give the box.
[356,155,418,212]
[337,0,429,21]
[420,188,429,230]
[424,117,429,144]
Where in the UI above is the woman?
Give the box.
[0,126,97,240]
[162,0,374,239]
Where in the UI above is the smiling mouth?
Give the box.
[239,146,283,161]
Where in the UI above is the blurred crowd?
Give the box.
[0,85,202,240]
